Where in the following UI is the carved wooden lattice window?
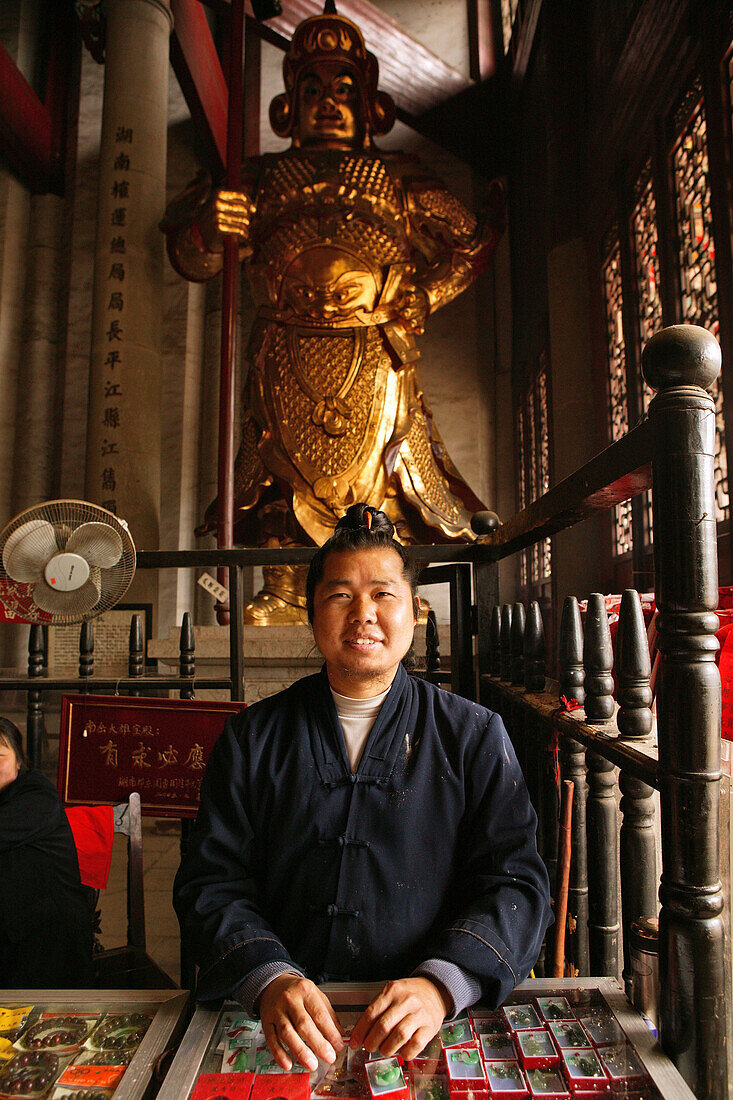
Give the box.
[631,170,661,414]
[671,85,729,520]
[517,354,551,586]
[631,167,660,544]
[517,404,528,587]
[602,235,634,556]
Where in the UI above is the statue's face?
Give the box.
[281,246,379,322]
[296,61,362,148]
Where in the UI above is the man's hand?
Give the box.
[349,978,450,1060]
[258,973,344,1072]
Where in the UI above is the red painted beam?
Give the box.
[170,0,228,176]
[0,39,52,191]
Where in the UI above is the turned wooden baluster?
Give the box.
[509,603,528,777]
[79,620,94,679]
[128,614,143,696]
[426,609,441,686]
[524,602,546,694]
[498,604,514,743]
[489,605,501,677]
[583,593,619,977]
[26,625,46,769]
[518,601,538,801]
[558,596,589,975]
[525,602,551,856]
[511,602,526,686]
[179,613,195,700]
[499,604,513,682]
[643,325,726,1098]
[525,601,549,976]
[616,588,657,998]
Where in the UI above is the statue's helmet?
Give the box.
[269,3,396,148]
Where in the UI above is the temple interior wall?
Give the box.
[0,0,655,663]
[0,0,512,650]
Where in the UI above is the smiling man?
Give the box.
[174,504,552,1069]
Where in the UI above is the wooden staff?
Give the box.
[216,0,245,625]
[552,778,575,978]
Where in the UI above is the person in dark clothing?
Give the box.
[174,504,552,1071]
[0,718,94,988]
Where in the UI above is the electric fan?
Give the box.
[0,500,136,624]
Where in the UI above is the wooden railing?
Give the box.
[471,324,727,1100]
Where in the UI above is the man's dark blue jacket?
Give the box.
[174,664,552,1006]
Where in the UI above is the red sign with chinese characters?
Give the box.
[58,694,246,817]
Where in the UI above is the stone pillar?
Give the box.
[85,0,172,609]
[0,0,34,524]
[12,192,68,513]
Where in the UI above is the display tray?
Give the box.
[0,990,188,1100]
[156,979,694,1100]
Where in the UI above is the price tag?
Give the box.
[0,1039,15,1062]
[0,1007,32,1035]
[57,1064,126,1089]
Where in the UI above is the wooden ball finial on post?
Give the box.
[642,323,726,1100]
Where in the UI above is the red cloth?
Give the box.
[64,805,114,889]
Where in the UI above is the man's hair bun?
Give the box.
[335,503,395,538]
[305,501,418,625]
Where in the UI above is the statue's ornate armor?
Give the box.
[166,147,496,549]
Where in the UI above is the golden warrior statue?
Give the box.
[163,3,504,622]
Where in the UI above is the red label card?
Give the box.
[190,1072,256,1100]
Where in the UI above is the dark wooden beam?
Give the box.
[478,423,654,560]
[170,0,228,176]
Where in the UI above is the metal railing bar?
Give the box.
[0,676,233,691]
[136,544,480,569]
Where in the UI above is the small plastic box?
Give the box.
[445,1046,487,1094]
[525,1069,570,1098]
[479,1035,517,1063]
[440,1018,475,1050]
[597,1043,649,1089]
[547,1023,588,1051]
[469,1012,504,1036]
[559,1049,609,1093]
[575,1016,625,1048]
[484,1061,528,1098]
[411,1072,450,1100]
[515,1031,559,1071]
[534,1000,574,1025]
[366,1057,410,1100]
[501,1007,542,1034]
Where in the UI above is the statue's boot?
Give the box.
[243,563,309,625]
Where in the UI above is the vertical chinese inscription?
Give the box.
[671,92,728,520]
[99,128,134,515]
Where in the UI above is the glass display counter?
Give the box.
[157,979,694,1100]
[0,990,188,1100]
